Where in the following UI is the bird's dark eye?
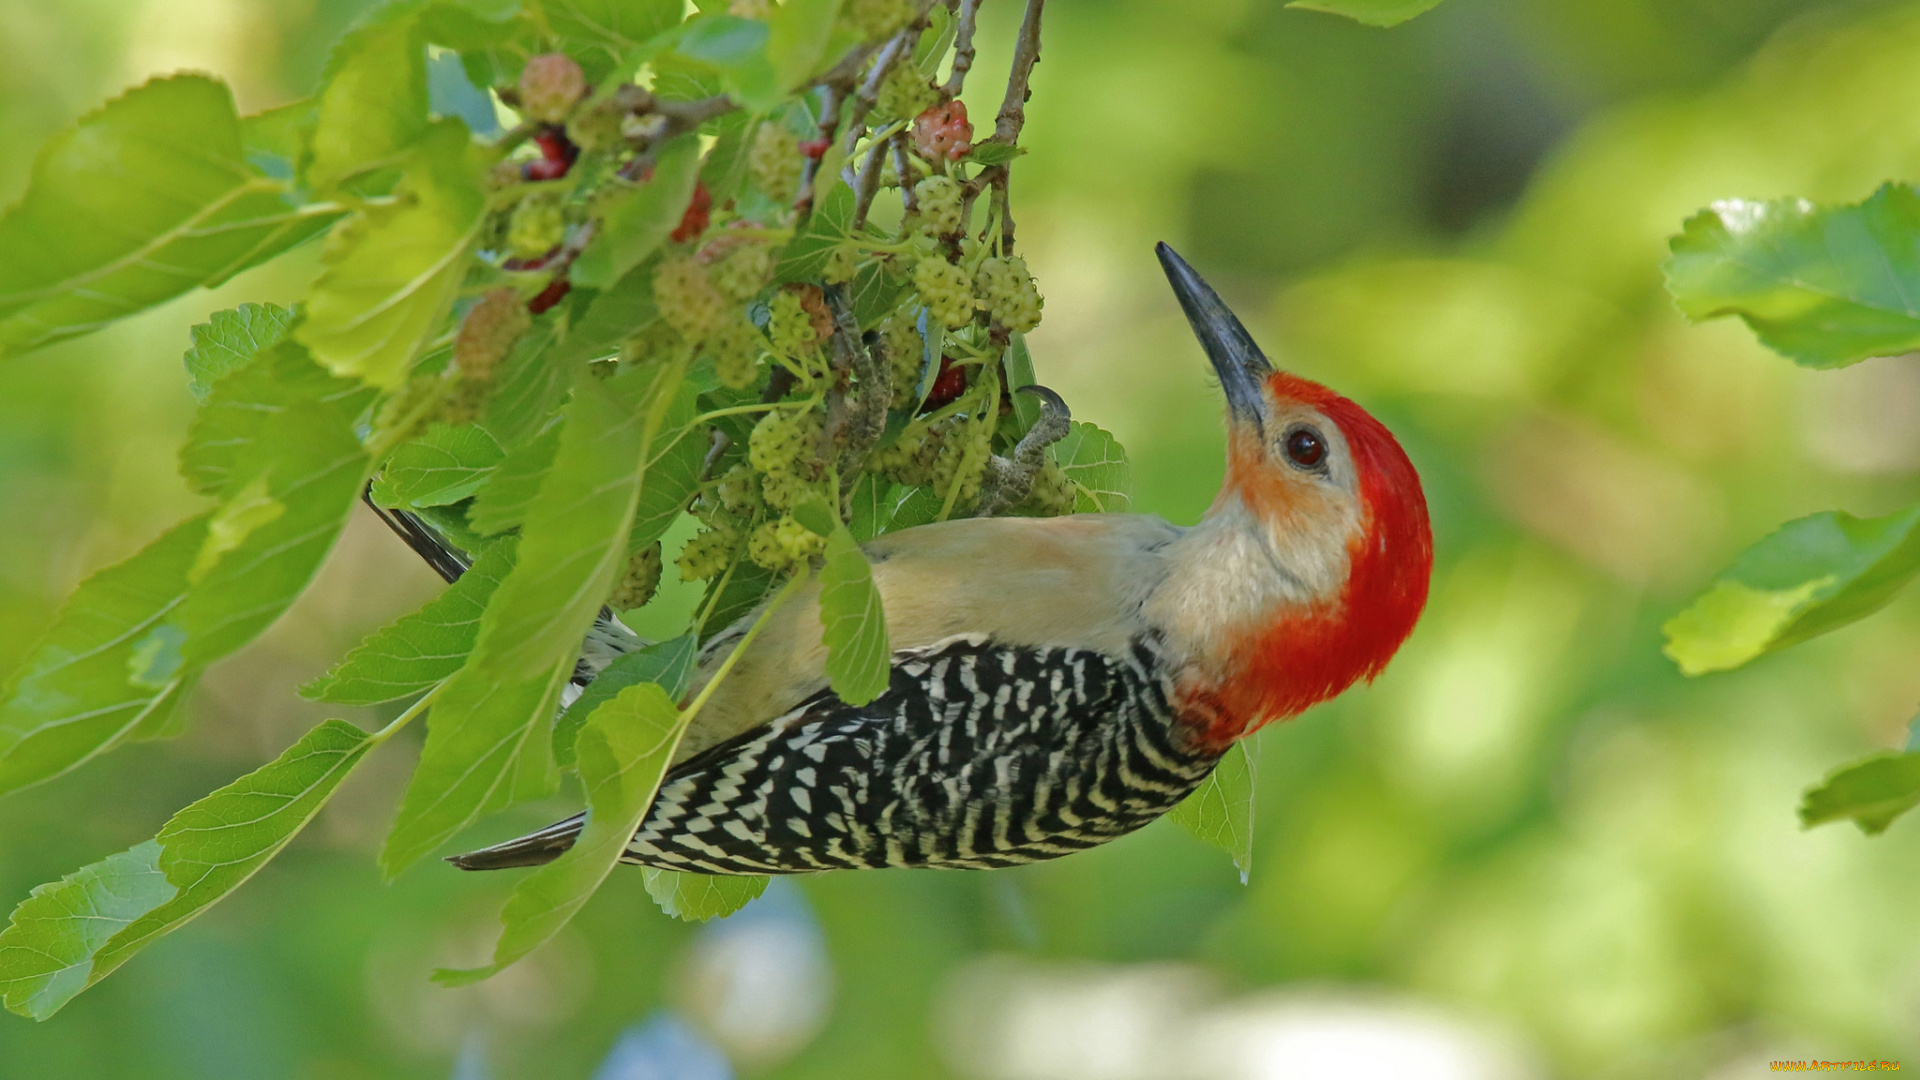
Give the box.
[1283,426,1327,470]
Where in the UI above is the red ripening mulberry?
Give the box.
[798,137,832,159]
[921,355,967,411]
[518,54,587,124]
[912,101,973,162]
[673,182,713,242]
[528,277,572,314]
[524,129,578,181]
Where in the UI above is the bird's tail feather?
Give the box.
[361,489,471,584]
[446,813,585,870]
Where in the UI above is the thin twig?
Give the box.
[841,31,918,160]
[892,135,920,214]
[851,137,894,229]
[943,0,983,96]
[795,83,844,215]
[995,0,1045,144]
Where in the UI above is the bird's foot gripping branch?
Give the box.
[0,0,1443,1018]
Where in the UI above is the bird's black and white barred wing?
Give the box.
[453,634,1223,875]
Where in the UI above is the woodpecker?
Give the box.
[422,244,1432,876]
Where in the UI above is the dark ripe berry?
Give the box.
[672,182,713,243]
[528,277,572,314]
[524,128,578,181]
[922,355,967,411]
[912,101,973,163]
[798,137,832,159]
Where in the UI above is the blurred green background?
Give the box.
[5,0,1920,1076]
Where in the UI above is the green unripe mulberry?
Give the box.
[1022,458,1075,516]
[507,193,566,258]
[749,408,825,478]
[914,258,973,330]
[610,543,663,610]
[706,317,763,390]
[877,65,939,123]
[677,527,739,581]
[654,255,727,342]
[750,123,802,204]
[710,243,775,301]
[974,256,1044,333]
[843,0,914,40]
[913,176,964,236]
[748,515,827,572]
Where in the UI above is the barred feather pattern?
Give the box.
[621,633,1223,874]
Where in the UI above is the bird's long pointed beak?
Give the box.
[1156,242,1275,433]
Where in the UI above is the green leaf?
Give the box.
[308,10,430,192]
[176,343,377,662]
[913,6,955,78]
[1003,333,1041,431]
[0,517,208,797]
[1284,0,1446,27]
[848,262,906,329]
[641,869,767,921]
[886,483,943,531]
[1663,503,1920,675]
[573,134,704,290]
[767,0,844,90]
[0,719,374,1019]
[1664,185,1920,369]
[554,635,697,768]
[551,263,662,366]
[630,384,706,551]
[240,98,319,184]
[963,142,1026,167]
[699,562,778,644]
[1169,741,1255,881]
[818,525,889,706]
[0,76,321,357]
[777,182,857,283]
[1801,750,1920,835]
[1050,421,1131,513]
[301,539,516,705]
[438,682,685,984]
[700,113,756,209]
[541,0,683,83]
[0,843,172,1021]
[482,319,575,449]
[846,473,887,541]
[382,362,687,874]
[184,303,295,401]
[471,422,563,535]
[373,423,505,508]
[677,16,778,110]
[297,120,486,388]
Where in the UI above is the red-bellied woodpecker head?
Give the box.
[1155,244,1432,746]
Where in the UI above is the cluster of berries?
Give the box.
[439,31,1072,615]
